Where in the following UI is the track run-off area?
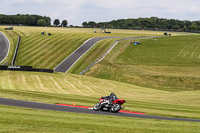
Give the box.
[0,97,200,122]
[0,32,10,63]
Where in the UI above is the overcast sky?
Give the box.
[0,0,200,25]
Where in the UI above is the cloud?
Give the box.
[0,0,200,25]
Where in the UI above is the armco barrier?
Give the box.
[0,65,8,70]
[0,66,53,73]
[12,36,21,66]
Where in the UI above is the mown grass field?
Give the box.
[0,71,200,120]
[1,105,200,133]
[86,35,200,91]
[0,26,181,69]
[16,33,90,69]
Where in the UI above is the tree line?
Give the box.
[0,14,68,27]
[0,14,51,26]
[82,17,200,31]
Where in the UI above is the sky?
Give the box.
[0,0,200,26]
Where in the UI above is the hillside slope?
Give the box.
[1,26,169,69]
[0,71,200,119]
[86,35,200,90]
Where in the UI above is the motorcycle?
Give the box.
[93,97,126,113]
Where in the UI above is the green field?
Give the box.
[1,105,200,133]
[0,26,200,132]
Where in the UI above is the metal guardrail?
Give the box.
[79,36,162,75]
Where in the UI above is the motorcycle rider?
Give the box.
[109,93,116,104]
[101,93,118,104]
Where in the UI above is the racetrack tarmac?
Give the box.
[0,97,200,122]
[0,32,9,63]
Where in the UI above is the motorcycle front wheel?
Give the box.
[110,104,121,113]
[93,103,101,111]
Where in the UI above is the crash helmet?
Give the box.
[110,92,115,96]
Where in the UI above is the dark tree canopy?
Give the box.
[0,14,51,26]
[37,19,47,26]
[54,19,60,26]
[82,22,88,27]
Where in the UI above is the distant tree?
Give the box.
[61,20,68,27]
[44,16,51,25]
[54,19,60,26]
[82,22,88,27]
[37,19,47,26]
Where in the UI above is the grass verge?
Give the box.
[0,105,200,133]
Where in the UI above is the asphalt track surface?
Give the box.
[0,32,9,63]
[54,37,119,73]
[0,98,200,122]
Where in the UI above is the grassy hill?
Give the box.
[0,26,180,69]
[86,35,200,90]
